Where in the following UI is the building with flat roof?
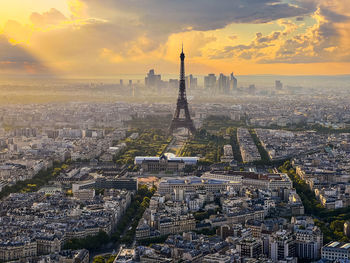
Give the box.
[135,155,198,173]
[321,242,350,260]
[221,144,234,162]
[135,155,198,165]
[158,176,242,195]
[202,170,293,191]
[269,230,296,261]
[203,253,232,263]
[72,177,138,192]
[237,238,263,259]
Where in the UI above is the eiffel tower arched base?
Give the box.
[169,118,196,135]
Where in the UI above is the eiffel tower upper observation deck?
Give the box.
[169,46,196,135]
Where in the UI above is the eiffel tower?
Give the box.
[169,46,196,135]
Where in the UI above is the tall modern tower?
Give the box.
[169,46,196,135]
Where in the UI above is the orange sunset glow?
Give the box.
[0,0,350,77]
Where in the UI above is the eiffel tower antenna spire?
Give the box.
[168,46,196,135]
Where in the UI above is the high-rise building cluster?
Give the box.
[145,69,162,89]
[204,72,238,94]
[143,69,238,95]
[144,69,199,93]
[275,80,283,90]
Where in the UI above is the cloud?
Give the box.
[320,7,349,23]
[257,32,281,43]
[82,0,313,33]
[209,0,350,65]
[164,31,217,58]
[68,0,88,18]
[228,35,238,40]
[261,4,350,64]
[0,0,349,76]
[30,8,67,26]
[210,31,282,60]
[0,36,49,74]
[2,20,32,44]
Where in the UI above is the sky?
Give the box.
[0,0,350,77]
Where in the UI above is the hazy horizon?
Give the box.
[1,74,349,89]
[1,0,350,77]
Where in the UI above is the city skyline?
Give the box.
[2,1,350,262]
[1,0,350,77]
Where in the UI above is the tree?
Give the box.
[141,197,150,208]
[226,127,235,136]
[106,255,116,263]
[93,256,105,263]
[330,220,345,232]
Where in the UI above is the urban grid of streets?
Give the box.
[1,77,350,263]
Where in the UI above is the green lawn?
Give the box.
[115,129,172,165]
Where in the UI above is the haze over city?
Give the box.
[1,1,350,263]
[1,0,350,77]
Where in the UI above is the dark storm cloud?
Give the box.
[257,32,281,43]
[0,36,36,63]
[319,7,350,23]
[83,0,313,32]
[70,0,315,61]
[0,36,49,73]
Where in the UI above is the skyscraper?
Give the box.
[276,80,283,90]
[185,74,198,90]
[249,84,256,94]
[218,73,230,94]
[145,69,161,88]
[230,72,238,90]
[169,79,179,90]
[204,74,217,92]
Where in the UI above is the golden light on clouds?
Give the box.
[68,0,88,18]
[0,0,349,77]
